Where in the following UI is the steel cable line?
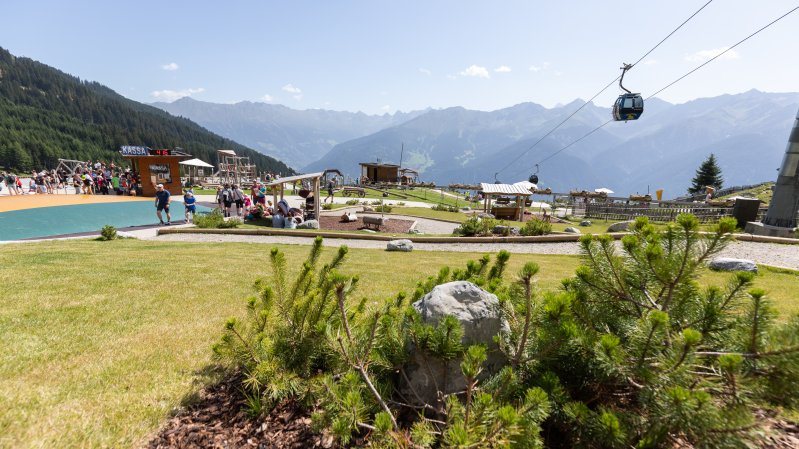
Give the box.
[531,4,799,169]
[495,0,715,177]
[647,4,799,100]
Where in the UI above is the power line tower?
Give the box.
[746,107,799,237]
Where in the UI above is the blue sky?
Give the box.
[2,0,797,114]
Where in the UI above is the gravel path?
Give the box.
[149,233,799,270]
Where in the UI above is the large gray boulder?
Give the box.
[564,227,581,234]
[296,220,320,229]
[579,220,592,227]
[387,239,414,252]
[402,281,509,406]
[607,221,634,232]
[708,257,758,273]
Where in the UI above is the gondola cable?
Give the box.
[495,0,716,177]
[531,4,799,169]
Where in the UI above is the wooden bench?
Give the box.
[341,186,366,197]
[491,206,521,220]
[362,215,386,230]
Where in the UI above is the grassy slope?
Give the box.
[1,239,797,448]
[718,182,774,204]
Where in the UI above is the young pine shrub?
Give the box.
[453,216,495,236]
[501,214,799,448]
[519,218,551,236]
[195,209,241,228]
[212,237,351,412]
[98,224,117,241]
[313,250,552,448]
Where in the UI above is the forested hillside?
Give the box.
[0,47,293,174]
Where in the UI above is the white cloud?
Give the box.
[685,47,740,62]
[419,68,432,76]
[642,59,658,65]
[282,83,302,94]
[459,65,490,78]
[446,74,457,80]
[161,62,179,71]
[150,87,205,102]
[529,62,551,72]
[261,94,274,102]
[381,105,391,112]
[494,65,512,73]
[292,94,303,101]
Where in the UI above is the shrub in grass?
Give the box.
[374,204,393,213]
[431,203,459,212]
[195,209,241,229]
[453,216,495,236]
[216,215,799,448]
[345,199,360,206]
[520,218,551,236]
[98,224,117,241]
[397,202,406,206]
[322,203,334,210]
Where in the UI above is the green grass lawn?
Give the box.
[1,239,797,449]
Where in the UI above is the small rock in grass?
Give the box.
[387,239,414,252]
[607,221,634,232]
[564,227,581,234]
[580,220,592,227]
[708,257,757,273]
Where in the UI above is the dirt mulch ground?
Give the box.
[145,374,798,449]
[319,215,414,233]
[145,375,331,449]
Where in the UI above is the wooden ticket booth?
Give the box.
[359,162,400,184]
[120,146,192,197]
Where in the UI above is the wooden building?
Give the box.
[120,146,192,196]
[480,183,533,222]
[359,162,400,184]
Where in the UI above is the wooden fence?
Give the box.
[585,202,766,223]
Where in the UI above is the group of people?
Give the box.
[212,181,320,227]
[1,160,141,196]
[216,184,250,218]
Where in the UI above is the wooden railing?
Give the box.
[585,203,766,223]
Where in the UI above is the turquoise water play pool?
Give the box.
[0,201,211,241]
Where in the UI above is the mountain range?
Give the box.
[305,91,798,197]
[158,90,797,197]
[153,98,426,169]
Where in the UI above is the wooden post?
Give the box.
[313,176,321,223]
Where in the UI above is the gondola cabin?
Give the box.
[613,93,644,121]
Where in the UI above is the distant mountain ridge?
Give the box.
[152,98,427,169]
[0,47,293,174]
[305,90,799,197]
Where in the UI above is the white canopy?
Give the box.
[179,158,215,168]
[594,187,614,194]
[513,181,537,190]
[480,183,533,195]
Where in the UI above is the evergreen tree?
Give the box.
[689,153,724,194]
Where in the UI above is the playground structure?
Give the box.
[55,159,87,176]
[216,149,257,186]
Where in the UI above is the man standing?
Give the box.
[325,178,335,203]
[155,184,172,225]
